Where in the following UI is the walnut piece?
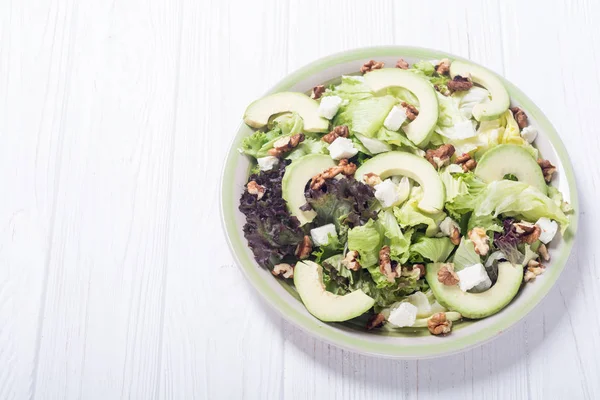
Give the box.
[538,159,557,183]
[311,85,326,100]
[360,60,385,74]
[428,312,453,335]
[295,235,313,260]
[342,250,361,271]
[246,181,266,200]
[435,58,451,76]
[454,153,477,172]
[379,245,396,283]
[363,172,383,187]
[310,159,357,190]
[514,221,541,244]
[395,58,409,70]
[437,264,459,286]
[538,243,550,261]
[413,263,426,278]
[447,75,473,92]
[524,263,545,282]
[366,313,386,330]
[510,107,529,129]
[449,227,461,245]
[426,144,456,169]
[469,227,490,256]
[272,263,294,279]
[401,101,419,121]
[268,133,305,157]
[322,125,349,144]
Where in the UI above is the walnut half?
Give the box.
[538,159,557,183]
[272,263,294,279]
[342,250,361,271]
[437,264,459,286]
[268,133,305,157]
[310,159,357,190]
[469,227,490,256]
[428,312,453,335]
[366,313,386,330]
[246,181,266,200]
[379,245,396,283]
[454,153,477,172]
[321,125,349,144]
[426,144,456,169]
[361,60,385,73]
[295,235,312,260]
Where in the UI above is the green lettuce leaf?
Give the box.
[452,239,480,271]
[393,187,446,236]
[347,219,383,267]
[376,127,419,150]
[410,237,455,263]
[387,87,419,106]
[334,95,397,137]
[312,234,344,264]
[377,210,412,263]
[473,180,569,233]
[285,138,328,161]
[548,185,574,214]
[326,75,373,101]
[444,173,488,220]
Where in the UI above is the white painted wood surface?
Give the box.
[1,0,598,398]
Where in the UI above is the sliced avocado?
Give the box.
[294,260,375,322]
[411,311,462,328]
[364,68,439,147]
[476,144,547,194]
[244,92,330,133]
[282,154,336,225]
[426,262,523,319]
[354,151,445,213]
[450,61,510,121]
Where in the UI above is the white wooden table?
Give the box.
[1,0,599,398]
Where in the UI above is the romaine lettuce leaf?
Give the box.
[326,75,373,101]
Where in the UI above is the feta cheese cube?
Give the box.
[310,224,338,247]
[318,95,343,119]
[387,302,418,327]
[439,216,460,237]
[328,137,358,160]
[383,106,408,131]
[536,217,558,244]
[374,179,401,208]
[256,156,279,171]
[521,126,538,143]
[456,263,491,292]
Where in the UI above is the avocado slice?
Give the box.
[294,260,375,322]
[354,151,445,213]
[450,61,510,121]
[426,262,524,319]
[243,92,330,133]
[282,154,336,225]
[476,144,547,194]
[363,68,439,147]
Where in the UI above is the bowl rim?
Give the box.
[220,46,579,359]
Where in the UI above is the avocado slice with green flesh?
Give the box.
[450,61,510,121]
[282,154,336,225]
[244,92,330,133]
[354,151,445,213]
[363,68,439,147]
[426,262,524,319]
[294,260,375,322]
[475,144,547,195]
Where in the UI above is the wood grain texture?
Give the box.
[1,0,599,399]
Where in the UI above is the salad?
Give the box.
[237,58,573,336]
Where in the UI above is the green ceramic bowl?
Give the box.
[220,47,578,359]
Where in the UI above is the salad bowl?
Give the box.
[220,46,578,358]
